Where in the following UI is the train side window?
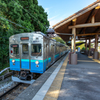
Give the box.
[22,44,29,55]
[31,44,41,56]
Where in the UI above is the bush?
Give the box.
[81,47,85,50]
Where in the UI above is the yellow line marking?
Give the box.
[43,56,69,100]
[88,56,100,64]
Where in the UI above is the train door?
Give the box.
[54,44,55,61]
[20,43,30,70]
[51,43,54,63]
[46,43,48,68]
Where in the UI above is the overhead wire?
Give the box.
[0,16,33,31]
[0,16,33,39]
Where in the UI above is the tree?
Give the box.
[0,0,49,69]
[53,36,66,44]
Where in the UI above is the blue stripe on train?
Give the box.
[48,57,51,62]
[55,54,59,60]
[43,57,51,71]
[21,59,29,69]
[10,58,51,73]
[10,59,20,71]
[31,60,44,73]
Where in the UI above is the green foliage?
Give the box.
[82,47,85,50]
[53,37,66,44]
[0,0,49,69]
[76,46,78,49]
[76,41,85,50]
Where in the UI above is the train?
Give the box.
[9,32,69,84]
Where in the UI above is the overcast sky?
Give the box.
[38,0,96,27]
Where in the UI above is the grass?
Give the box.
[0,70,9,76]
[0,63,9,71]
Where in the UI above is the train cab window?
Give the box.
[31,44,41,56]
[11,44,19,56]
[22,44,29,55]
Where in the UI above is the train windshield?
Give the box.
[22,44,29,56]
[31,44,41,56]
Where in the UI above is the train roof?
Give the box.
[9,31,68,47]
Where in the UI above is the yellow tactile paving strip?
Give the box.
[43,55,69,100]
[88,56,100,64]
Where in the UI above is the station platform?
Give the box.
[15,52,100,100]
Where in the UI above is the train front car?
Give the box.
[9,32,43,83]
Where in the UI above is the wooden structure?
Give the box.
[53,0,100,59]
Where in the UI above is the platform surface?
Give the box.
[15,53,100,100]
[58,53,100,100]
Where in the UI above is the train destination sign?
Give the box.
[21,37,29,40]
[11,44,19,47]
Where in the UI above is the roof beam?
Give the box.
[77,37,94,40]
[69,22,100,29]
[94,27,100,32]
[76,33,100,36]
[78,8,98,34]
[56,32,73,36]
[53,3,98,29]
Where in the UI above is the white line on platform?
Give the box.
[32,54,68,100]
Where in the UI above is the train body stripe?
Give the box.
[55,54,59,58]
[10,57,53,72]
[10,59,20,61]
[21,59,29,61]
[10,59,51,62]
[48,57,51,60]
[31,60,43,62]
[44,59,47,62]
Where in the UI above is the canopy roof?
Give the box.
[53,0,100,42]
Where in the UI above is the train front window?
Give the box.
[22,44,29,55]
[11,44,19,56]
[31,44,41,56]
[13,47,19,54]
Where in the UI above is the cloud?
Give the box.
[44,8,50,14]
[48,15,59,21]
[44,8,67,27]
[49,14,68,27]
[49,19,60,28]
[48,15,60,27]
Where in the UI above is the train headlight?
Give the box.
[35,61,39,64]
[12,60,15,63]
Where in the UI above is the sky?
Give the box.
[38,0,96,27]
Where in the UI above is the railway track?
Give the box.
[0,83,30,100]
[0,72,13,81]
[0,53,68,100]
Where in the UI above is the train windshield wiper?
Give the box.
[36,51,41,58]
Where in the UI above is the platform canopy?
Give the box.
[53,0,100,42]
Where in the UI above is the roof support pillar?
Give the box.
[85,39,87,51]
[71,37,74,52]
[95,34,98,52]
[71,28,76,52]
[85,39,88,55]
[88,38,91,56]
[93,34,99,59]
[91,15,95,23]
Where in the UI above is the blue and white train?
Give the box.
[9,32,69,83]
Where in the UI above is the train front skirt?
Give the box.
[12,76,35,84]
